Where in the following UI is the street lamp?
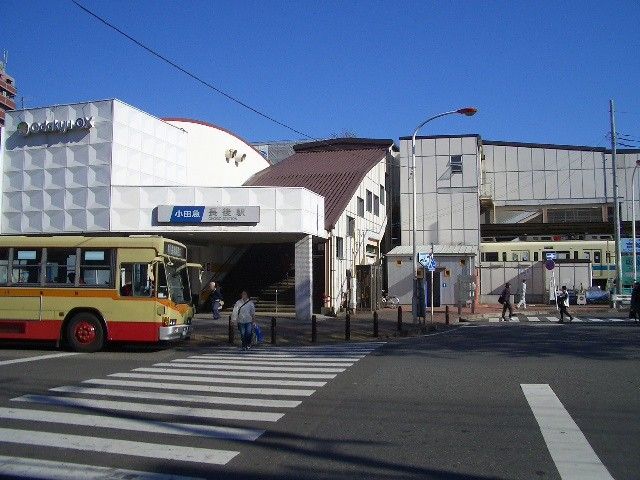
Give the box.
[410,107,477,322]
[632,159,640,282]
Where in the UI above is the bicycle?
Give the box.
[380,291,400,308]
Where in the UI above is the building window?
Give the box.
[346,216,355,237]
[336,237,344,259]
[366,190,372,213]
[357,197,364,217]
[373,194,380,216]
[450,155,463,174]
[380,185,385,205]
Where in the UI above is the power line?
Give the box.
[71,0,315,140]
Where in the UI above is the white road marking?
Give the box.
[50,386,302,408]
[0,407,264,441]
[0,455,208,480]
[489,318,501,323]
[0,428,239,466]
[128,368,337,380]
[609,318,624,322]
[196,354,365,361]
[0,352,80,366]
[509,317,520,322]
[106,371,325,387]
[13,395,284,422]
[547,316,560,322]
[149,362,345,373]
[521,384,614,480]
[527,317,540,322]
[571,317,583,322]
[82,378,316,397]
[589,318,603,322]
[171,358,354,367]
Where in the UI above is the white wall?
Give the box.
[165,120,269,187]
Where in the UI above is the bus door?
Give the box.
[119,262,157,334]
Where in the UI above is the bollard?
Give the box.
[373,311,379,337]
[445,305,450,325]
[311,315,317,343]
[271,316,277,345]
[228,314,234,344]
[397,306,402,332]
[345,313,351,341]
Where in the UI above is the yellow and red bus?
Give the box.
[0,235,199,352]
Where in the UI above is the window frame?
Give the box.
[346,216,355,237]
[450,155,463,174]
[336,236,345,259]
[380,185,385,206]
[366,190,372,213]
[79,248,115,288]
[373,194,380,216]
[357,197,365,217]
[44,247,79,287]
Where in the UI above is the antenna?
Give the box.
[0,51,7,71]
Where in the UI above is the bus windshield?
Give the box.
[164,261,191,305]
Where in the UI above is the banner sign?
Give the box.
[157,205,260,224]
[621,238,640,254]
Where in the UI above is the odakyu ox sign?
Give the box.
[16,117,94,136]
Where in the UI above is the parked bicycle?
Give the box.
[381,291,400,308]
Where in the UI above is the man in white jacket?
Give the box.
[232,290,256,350]
[516,279,527,309]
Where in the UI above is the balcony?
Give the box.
[0,78,17,96]
[479,180,493,207]
[0,94,15,111]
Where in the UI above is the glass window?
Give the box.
[483,252,499,262]
[502,252,507,262]
[46,248,77,285]
[373,195,380,216]
[165,262,191,304]
[594,251,601,263]
[336,237,344,259]
[534,252,539,261]
[366,190,372,212]
[157,263,169,299]
[80,249,113,287]
[450,155,463,174]
[357,197,364,217]
[346,216,355,237]
[120,263,154,297]
[0,249,8,284]
[380,185,385,205]
[13,249,42,284]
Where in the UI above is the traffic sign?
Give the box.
[417,252,432,267]
[545,259,555,271]
[427,259,437,272]
[545,252,556,260]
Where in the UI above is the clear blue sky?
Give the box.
[3,0,640,147]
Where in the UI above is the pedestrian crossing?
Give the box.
[0,341,385,479]
[486,315,636,324]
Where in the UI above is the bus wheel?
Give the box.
[66,313,104,353]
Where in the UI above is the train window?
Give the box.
[594,251,601,263]
[605,252,610,263]
[573,251,578,260]
[533,252,539,261]
[514,250,529,261]
[557,251,570,260]
[583,251,591,260]
[484,252,498,262]
[512,253,519,261]
[502,252,507,262]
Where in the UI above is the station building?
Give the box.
[388,134,640,305]
[0,99,397,318]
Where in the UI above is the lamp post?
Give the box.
[410,107,477,322]
[632,159,640,282]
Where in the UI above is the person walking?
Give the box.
[209,281,223,321]
[499,282,514,321]
[557,285,573,322]
[516,279,527,309]
[232,290,255,350]
[630,281,640,322]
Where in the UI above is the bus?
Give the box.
[0,235,199,352]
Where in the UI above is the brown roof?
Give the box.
[245,138,395,230]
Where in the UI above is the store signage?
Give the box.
[157,205,260,224]
[16,117,94,136]
[621,238,640,254]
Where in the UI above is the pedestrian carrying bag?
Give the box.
[498,292,505,304]
[254,324,264,342]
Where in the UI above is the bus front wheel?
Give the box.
[66,313,105,353]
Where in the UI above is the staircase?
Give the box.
[253,276,296,313]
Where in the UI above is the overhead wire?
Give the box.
[70,0,316,140]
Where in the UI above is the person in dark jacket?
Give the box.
[499,282,514,321]
[630,282,640,322]
[209,281,223,320]
[557,285,573,322]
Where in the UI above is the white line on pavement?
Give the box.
[547,316,560,322]
[106,371,325,387]
[0,455,208,480]
[171,358,354,367]
[193,354,364,362]
[127,368,337,380]
[12,395,284,422]
[0,407,264,441]
[489,318,500,323]
[0,352,80,366]
[589,318,603,322]
[82,378,316,397]
[0,428,239,466]
[527,317,540,322]
[521,384,614,480]
[50,386,302,408]
[149,362,345,373]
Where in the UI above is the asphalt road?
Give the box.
[0,322,638,480]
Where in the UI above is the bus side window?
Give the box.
[80,249,113,287]
[46,248,77,285]
[120,263,153,297]
[13,249,41,284]
[156,263,168,299]
[0,248,8,284]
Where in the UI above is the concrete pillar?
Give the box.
[295,235,313,322]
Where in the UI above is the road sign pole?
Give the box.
[430,269,434,324]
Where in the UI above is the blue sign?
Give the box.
[427,260,437,272]
[169,206,206,223]
[621,238,640,254]
[157,205,261,224]
[417,252,432,266]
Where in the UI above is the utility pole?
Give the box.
[610,99,623,294]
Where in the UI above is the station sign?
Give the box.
[157,205,260,224]
[16,117,93,136]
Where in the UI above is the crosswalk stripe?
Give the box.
[171,358,354,367]
[0,455,208,480]
[572,317,583,322]
[0,428,239,466]
[109,369,327,388]
[212,345,382,354]
[149,362,345,373]
[527,317,540,322]
[129,368,337,380]
[0,407,265,441]
[546,316,559,322]
[82,378,316,397]
[50,386,302,408]
[196,354,365,361]
[13,395,284,422]
[488,318,501,322]
[589,318,603,322]
[609,318,624,322]
[509,317,520,322]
